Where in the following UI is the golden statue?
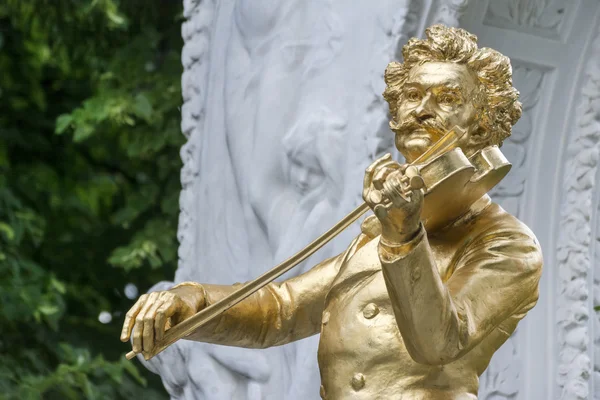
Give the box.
[121,25,543,399]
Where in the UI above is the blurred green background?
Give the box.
[0,1,185,398]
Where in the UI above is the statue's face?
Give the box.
[288,152,324,196]
[394,62,483,163]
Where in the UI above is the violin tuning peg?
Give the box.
[370,190,383,204]
[404,165,419,178]
[404,166,425,190]
[409,175,425,190]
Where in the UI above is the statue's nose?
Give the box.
[299,169,309,182]
[412,93,435,121]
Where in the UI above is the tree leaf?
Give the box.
[0,221,15,241]
[133,93,153,122]
[1,0,182,397]
[55,114,73,134]
[38,304,60,316]
[73,123,95,142]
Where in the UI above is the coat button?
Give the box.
[351,373,366,390]
[362,303,379,319]
[322,311,330,325]
[319,384,326,398]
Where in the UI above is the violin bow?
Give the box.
[126,126,466,361]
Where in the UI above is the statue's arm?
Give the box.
[185,233,368,348]
[379,222,543,366]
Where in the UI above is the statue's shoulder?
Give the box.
[474,201,542,258]
[482,202,536,235]
[440,198,541,253]
[448,196,533,237]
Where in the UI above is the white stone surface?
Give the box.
[138,0,600,398]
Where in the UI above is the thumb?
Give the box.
[410,188,424,205]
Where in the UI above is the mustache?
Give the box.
[391,117,448,134]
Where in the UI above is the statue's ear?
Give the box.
[469,125,491,147]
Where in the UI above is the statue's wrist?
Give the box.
[381,222,421,245]
[379,223,424,260]
[170,281,207,311]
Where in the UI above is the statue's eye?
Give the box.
[405,90,422,102]
[438,93,459,105]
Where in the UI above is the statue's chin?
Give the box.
[397,137,432,162]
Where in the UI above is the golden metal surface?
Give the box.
[121,24,542,399]
[124,125,466,361]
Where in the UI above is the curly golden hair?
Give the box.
[383,24,522,146]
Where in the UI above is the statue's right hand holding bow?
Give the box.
[120,282,206,356]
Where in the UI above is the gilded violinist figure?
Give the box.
[121,25,543,399]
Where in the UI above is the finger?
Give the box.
[364,153,392,174]
[155,299,178,342]
[121,294,148,342]
[132,292,159,354]
[374,203,391,220]
[363,153,392,196]
[410,187,425,204]
[372,161,401,190]
[143,295,168,353]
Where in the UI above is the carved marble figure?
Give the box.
[122,25,543,399]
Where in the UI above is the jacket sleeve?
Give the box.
[184,232,370,348]
[379,221,543,365]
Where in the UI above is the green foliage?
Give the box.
[0,0,184,398]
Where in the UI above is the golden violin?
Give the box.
[125,125,511,361]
